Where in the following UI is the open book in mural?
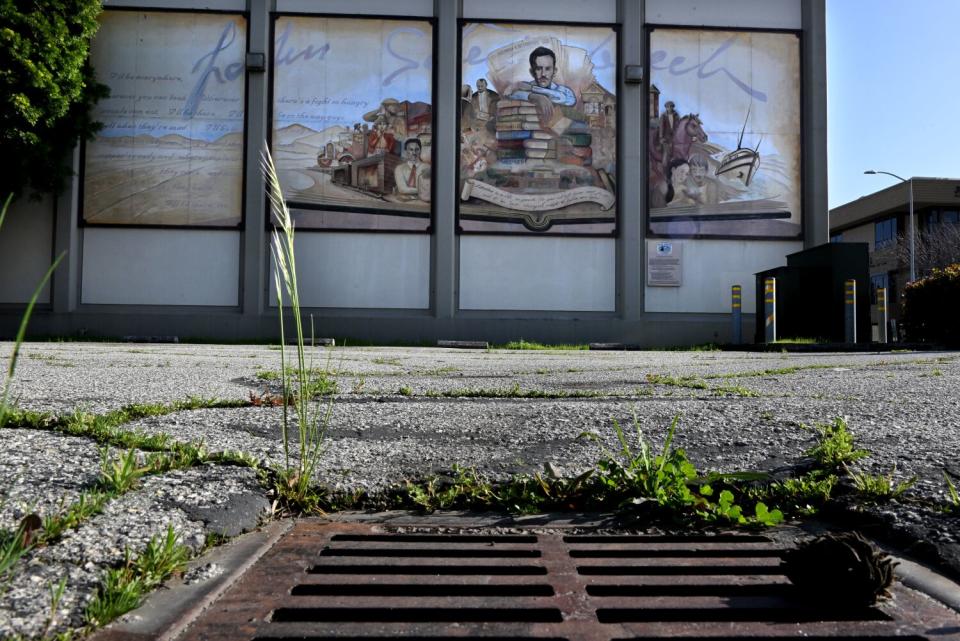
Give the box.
[271,17,433,231]
[83,12,246,227]
[460,24,617,234]
[648,29,802,239]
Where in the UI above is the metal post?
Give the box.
[845,279,857,343]
[764,277,776,344]
[908,178,915,282]
[877,287,888,343]
[731,285,742,344]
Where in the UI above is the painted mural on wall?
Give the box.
[648,29,801,239]
[271,17,433,231]
[460,23,617,234]
[83,12,246,227]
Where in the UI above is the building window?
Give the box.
[926,209,959,232]
[870,273,889,305]
[875,216,897,249]
[830,232,843,243]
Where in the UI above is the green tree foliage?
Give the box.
[902,263,960,345]
[1,0,108,198]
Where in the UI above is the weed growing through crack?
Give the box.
[803,417,868,469]
[846,466,917,502]
[85,526,190,627]
[749,470,838,516]
[497,339,589,351]
[0,520,35,587]
[97,448,150,494]
[944,473,960,512]
[262,147,333,513]
[43,575,69,638]
[402,414,783,527]
[422,383,605,399]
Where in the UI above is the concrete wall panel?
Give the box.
[269,233,430,309]
[277,0,433,16]
[103,0,245,11]
[644,239,801,313]
[81,229,240,306]
[0,196,55,304]
[463,0,616,22]
[646,0,801,29]
[460,237,615,311]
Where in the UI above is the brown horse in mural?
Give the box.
[648,113,709,184]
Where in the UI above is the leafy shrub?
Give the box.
[0,0,109,198]
[902,263,960,345]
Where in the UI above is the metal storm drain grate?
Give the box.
[179,521,960,640]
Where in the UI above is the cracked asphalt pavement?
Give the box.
[1,341,958,638]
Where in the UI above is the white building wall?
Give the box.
[0,196,55,304]
[81,228,240,306]
[277,0,432,15]
[269,233,430,309]
[463,0,616,22]
[644,240,800,313]
[460,237,615,311]
[645,0,801,29]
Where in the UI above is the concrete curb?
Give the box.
[90,519,292,641]
[892,554,960,614]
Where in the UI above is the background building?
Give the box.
[0,0,828,346]
[829,177,960,339]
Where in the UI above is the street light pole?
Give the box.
[864,170,916,282]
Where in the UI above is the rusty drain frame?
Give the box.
[173,519,960,640]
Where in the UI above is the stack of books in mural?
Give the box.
[494,100,592,168]
[460,29,617,234]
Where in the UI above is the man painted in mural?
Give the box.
[394,137,430,201]
[471,78,500,124]
[658,100,678,175]
[507,46,576,123]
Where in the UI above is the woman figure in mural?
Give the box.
[650,157,693,208]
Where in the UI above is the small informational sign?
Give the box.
[647,240,683,287]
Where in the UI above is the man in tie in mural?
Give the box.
[394,137,430,202]
[507,46,576,124]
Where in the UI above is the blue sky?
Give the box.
[828,0,960,208]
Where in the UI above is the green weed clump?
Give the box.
[401,415,783,527]
[85,526,190,627]
[847,466,916,502]
[803,417,868,469]
[498,339,589,351]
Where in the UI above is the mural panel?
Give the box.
[647,29,801,239]
[460,23,617,235]
[272,17,433,231]
[83,11,246,227]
